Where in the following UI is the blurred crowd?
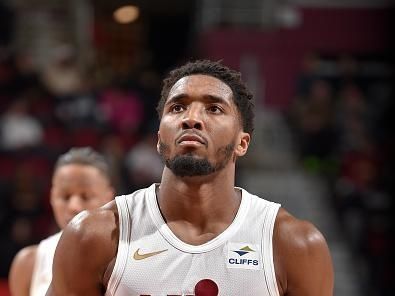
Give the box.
[1,48,392,294]
[0,3,393,292]
[0,47,165,277]
[288,53,394,294]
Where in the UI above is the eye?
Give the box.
[207,105,223,114]
[57,195,69,202]
[170,104,185,113]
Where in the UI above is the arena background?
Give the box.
[0,0,393,295]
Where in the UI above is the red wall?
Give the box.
[199,7,391,109]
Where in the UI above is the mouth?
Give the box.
[177,133,207,146]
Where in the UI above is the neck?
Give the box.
[157,165,241,242]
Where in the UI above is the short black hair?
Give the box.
[55,147,112,182]
[157,60,254,134]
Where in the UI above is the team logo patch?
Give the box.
[227,242,261,270]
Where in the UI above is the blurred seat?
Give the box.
[30,97,54,123]
[0,278,10,296]
[22,155,51,177]
[43,126,66,151]
[69,128,101,149]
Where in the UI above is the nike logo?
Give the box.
[133,248,168,260]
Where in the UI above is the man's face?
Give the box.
[157,74,250,177]
[50,164,114,229]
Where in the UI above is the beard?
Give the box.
[159,141,235,177]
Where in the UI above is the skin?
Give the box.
[46,74,334,295]
[9,164,114,296]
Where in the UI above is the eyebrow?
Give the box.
[165,93,232,107]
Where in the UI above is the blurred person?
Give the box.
[41,45,82,97]
[0,161,45,277]
[9,160,49,245]
[295,52,322,96]
[0,98,43,150]
[47,60,333,296]
[334,83,368,153]
[125,132,163,191]
[9,147,115,296]
[100,134,128,194]
[98,86,144,133]
[53,73,103,129]
[289,79,337,165]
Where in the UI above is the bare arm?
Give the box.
[46,202,119,296]
[9,245,37,296]
[274,209,334,296]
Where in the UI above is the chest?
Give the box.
[107,187,280,296]
[115,231,270,296]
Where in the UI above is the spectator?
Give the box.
[0,98,43,150]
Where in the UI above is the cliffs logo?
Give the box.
[227,243,261,270]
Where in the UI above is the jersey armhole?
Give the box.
[29,244,41,295]
[105,195,131,296]
[261,202,281,296]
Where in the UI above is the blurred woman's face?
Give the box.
[50,164,114,229]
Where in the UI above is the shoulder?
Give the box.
[274,208,328,251]
[273,208,334,295]
[11,244,38,269]
[9,245,38,295]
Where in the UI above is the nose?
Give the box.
[67,194,85,215]
[181,103,203,130]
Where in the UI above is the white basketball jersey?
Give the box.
[106,184,280,296]
[30,231,62,296]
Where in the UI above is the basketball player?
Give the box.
[9,147,115,296]
[47,60,334,295]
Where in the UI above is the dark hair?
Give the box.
[55,147,112,182]
[157,60,255,134]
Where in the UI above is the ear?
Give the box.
[156,131,161,154]
[235,132,250,157]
